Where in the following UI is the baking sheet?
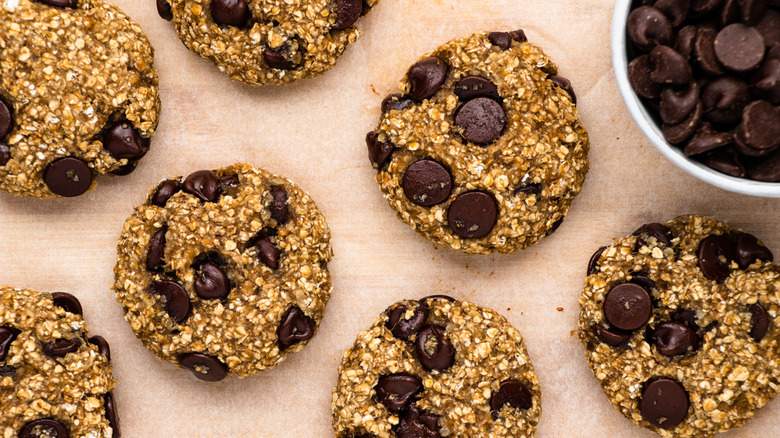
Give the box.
[2,0,780,436]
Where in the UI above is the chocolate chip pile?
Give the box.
[626,0,780,181]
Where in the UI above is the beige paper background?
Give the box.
[1,0,779,436]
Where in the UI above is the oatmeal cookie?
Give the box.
[579,215,779,437]
[156,0,380,86]
[0,0,161,198]
[113,163,332,381]
[332,295,541,437]
[366,30,589,254]
[0,287,119,437]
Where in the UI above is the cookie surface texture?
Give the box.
[367,30,589,254]
[113,163,332,381]
[332,296,541,437]
[579,215,779,437]
[0,0,161,198]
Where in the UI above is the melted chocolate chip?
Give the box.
[146,227,167,271]
[381,94,413,113]
[179,353,228,382]
[593,324,632,346]
[277,306,315,349]
[376,373,422,412]
[194,262,230,300]
[151,179,181,206]
[396,403,440,438]
[263,47,296,70]
[0,326,19,361]
[407,58,449,102]
[34,0,77,7]
[103,121,150,161]
[157,0,173,20]
[454,76,500,102]
[385,302,428,340]
[253,236,281,270]
[366,132,395,169]
[19,419,69,438]
[490,379,533,418]
[269,185,289,224]
[697,234,736,283]
[51,292,82,316]
[183,170,221,202]
[587,246,608,275]
[211,0,250,27]
[488,29,527,50]
[633,222,674,246]
[333,0,362,30]
[0,98,12,138]
[148,280,190,324]
[652,321,699,356]
[105,392,120,437]
[414,325,454,371]
[88,335,111,361]
[549,75,577,104]
[42,338,82,357]
[750,302,770,341]
[736,232,774,268]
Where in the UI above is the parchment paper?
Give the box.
[1,1,779,436]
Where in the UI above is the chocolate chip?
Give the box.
[407,57,449,102]
[676,25,698,59]
[722,0,741,25]
[549,75,577,105]
[751,59,780,104]
[396,403,440,438]
[672,309,700,331]
[603,283,653,331]
[587,246,608,275]
[0,98,11,138]
[454,76,500,102]
[103,121,150,161]
[447,191,498,239]
[703,147,746,176]
[0,365,15,378]
[42,337,81,357]
[488,29,527,50]
[630,274,657,290]
[263,48,296,70]
[654,0,691,27]
[0,326,19,361]
[146,227,167,271]
[277,306,315,349]
[0,142,9,166]
[110,161,138,176]
[660,82,699,125]
[157,0,172,20]
[33,0,77,7]
[662,101,702,144]
[740,0,769,25]
[546,217,564,236]
[376,374,422,412]
[628,6,674,51]
[88,335,111,361]
[381,94,413,113]
[44,157,93,197]
[48,292,82,317]
[105,392,120,437]
[414,325,454,371]
[694,27,726,76]
[183,170,221,202]
[194,262,230,300]
[652,321,699,356]
[750,302,770,341]
[385,302,428,340]
[489,379,533,419]
[650,45,693,84]
[684,122,733,155]
[148,280,190,324]
[701,76,751,124]
[756,10,780,46]
[714,24,766,72]
[739,100,780,150]
[691,0,723,15]
[366,132,395,169]
[151,179,181,206]
[697,234,736,282]
[593,324,632,346]
[640,378,689,428]
[333,0,362,30]
[19,419,69,438]
[633,222,674,246]
[402,160,453,206]
[179,353,228,382]
[514,182,542,196]
[210,0,250,27]
[253,236,281,270]
[422,295,456,302]
[736,232,773,268]
[269,185,289,224]
[629,55,664,99]
[748,147,780,180]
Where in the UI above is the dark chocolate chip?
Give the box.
[385,302,428,340]
[277,306,315,349]
[549,75,577,105]
[488,29,527,50]
[210,0,250,27]
[722,0,741,25]
[402,159,453,206]
[269,185,289,224]
[146,227,167,272]
[263,47,296,70]
[19,419,69,438]
[422,295,456,302]
[490,379,533,418]
[103,121,150,161]
[750,302,770,341]
[587,246,608,275]
[42,338,82,357]
[654,0,690,27]
[650,45,693,84]
[0,98,11,138]
[151,179,181,206]
[701,76,751,124]
[447,191,498,239]
[694,27,726,76]
[691,0,724,14]
[0,326,19,361]
[630,274,657,290]
[684,122,733,156]
[628,6,674,51]
[736,232,773,268]
[603,283,652,331]
[454,76,501,102]
[652,322,699,356]
[253,236,281,270]
[756,10,780,47]
[0,365,15,378]
[455,97,507,144]
[105,392,120,437]
[110,161,138,176]
[702,147,746,176]
[366,132,395,169]
[660,82,699,125]
[714,24,766,72]
[376,374,422,412]
[33,0,77,7]
[157,0,173,20]
[640,378,689,428]
[183,170,221,202]
[672,309,700,331]
[51,292,82,316]
[396,403,440,438]
[697,234,736,282]
[179,353,228,382]
[675,25,697,59]
[629,55,664,99]
[633,222,674,246]
[333,0,362,30]
[546,217,564,236]
[407,57,449,102]
[740,0,769,25]
[44,157,93,197]
[0,142,9,166]
[734,124,773,156]
[194,262,230,300]
[514,182,542,196]
[414,325,454,371]
[592,324,632,346]
[148,280,190,324]
[751,59,780,104]
[88,335,111,361]
[381,94,413,113]
[662,101,702,144]
[739,100,780,150]
[748,147,780,180]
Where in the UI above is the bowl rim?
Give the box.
[611,0,780,198]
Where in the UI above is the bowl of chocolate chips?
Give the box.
[613,0,780,196]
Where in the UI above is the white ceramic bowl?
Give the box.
[611,0,780,197]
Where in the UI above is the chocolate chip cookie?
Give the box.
[0,0,161,198]
[113,163,332,381]
[579,215,779,436]
[366,30,590,254]
[156,0,379,86]
[0,287,119,437]
[332,296,541,437]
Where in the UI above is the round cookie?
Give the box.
[0,0,161,198]
[332,296,541,437]
[579,215,779,437]
[113,163,332,381]
[0,287,119,437]
[366,30,589,254]
[157,0,380,86]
